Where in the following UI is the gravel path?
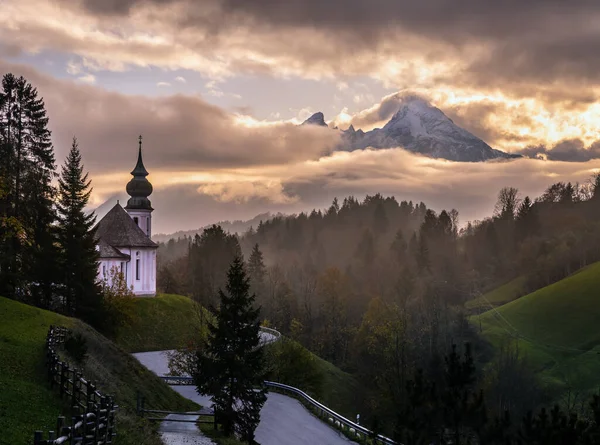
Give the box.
[134,346,356,445]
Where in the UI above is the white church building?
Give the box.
[94,136,158,296]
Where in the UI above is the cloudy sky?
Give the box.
[3,0,600,234]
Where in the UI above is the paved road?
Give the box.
[133,350,357,445]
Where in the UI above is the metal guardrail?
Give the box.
[264,381,396,445]
[157,327,395,444]
[158,375,396,444]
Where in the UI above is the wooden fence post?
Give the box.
[56,416,65,439]
[33,431,43,445]
[213,407,218,431]
[107,397,115,443]
[59,362,66,397]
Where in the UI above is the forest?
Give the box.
[158,179,600,442]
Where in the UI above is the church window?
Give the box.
[136,252,140,280]
[133,216,139,226]
[146,218,150,234]
[102,264,106,277]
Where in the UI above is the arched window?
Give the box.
[133,216,139,226]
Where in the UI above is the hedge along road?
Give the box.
[133,350,358,445]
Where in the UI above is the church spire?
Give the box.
[131,135,149,177]
[125,135,153,211]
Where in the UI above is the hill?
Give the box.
[152,212,279,243]
[476,261,600,396]
[0,296,197,445]
[115,293,209,353]
[116,293,363,418]
[466,276,527,312]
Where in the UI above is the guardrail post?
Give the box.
[33,431,43,445]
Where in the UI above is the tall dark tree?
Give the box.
[188,225,241,311]
[247,243,266,303]
[0,73,56,302]
[56,138,101,319]
[194,256,267,443]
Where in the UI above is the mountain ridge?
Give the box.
[303,97,520,162]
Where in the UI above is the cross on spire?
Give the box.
[139,135,143,150]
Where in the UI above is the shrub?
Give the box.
[65,331,88,364]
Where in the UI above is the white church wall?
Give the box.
[118,247,156,296]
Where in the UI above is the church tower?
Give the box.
[125,135,153,237]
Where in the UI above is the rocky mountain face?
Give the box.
[302,98,519,162]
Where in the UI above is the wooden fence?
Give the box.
[33,325,117,445]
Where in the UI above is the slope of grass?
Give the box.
[116,293,208,353]
[476,261,600,396]
[466,276,527,311]
[117,292,362,422]
[0,296,198,445]
[0,297,72,445]
[265,338,362,420]
[312,353,362,418]
[116,292,362,419]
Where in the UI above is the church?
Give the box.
[94,137,158,296]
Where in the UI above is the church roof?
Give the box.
[95,203,158,249]
[97,238,131,259]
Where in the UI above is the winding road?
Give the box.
[133,349,357,445]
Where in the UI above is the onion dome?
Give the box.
[125,135,153,211]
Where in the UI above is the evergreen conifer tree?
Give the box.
[56,138,101,320]
[0,73,57,303]
[247,243,266,308]
[194,256,267,444]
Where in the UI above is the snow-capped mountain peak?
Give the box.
[341,97,519,162]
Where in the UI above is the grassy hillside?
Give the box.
[466,276,527,311]
[264,337,362,420]
[476,261,600,395]
[115,292,362,418]
[312,352,362,418]
[116,293,208,352]
[0,297,72,445]
[0,296,198,445]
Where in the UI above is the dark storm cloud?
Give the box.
[0,60,340,175]
[73,0,593,39]
[521,139,600,162]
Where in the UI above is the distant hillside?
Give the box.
[466,276,528,312]
[0,296,197,445]
[475,261,600,396]
[152,211,280,243]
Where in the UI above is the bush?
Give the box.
[64,331,88,364]
[100,267,136,337]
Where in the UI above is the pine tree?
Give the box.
[247,243,266,310]
[194,256,267,443]
[56,138,101,320]
[0,73,57,303]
